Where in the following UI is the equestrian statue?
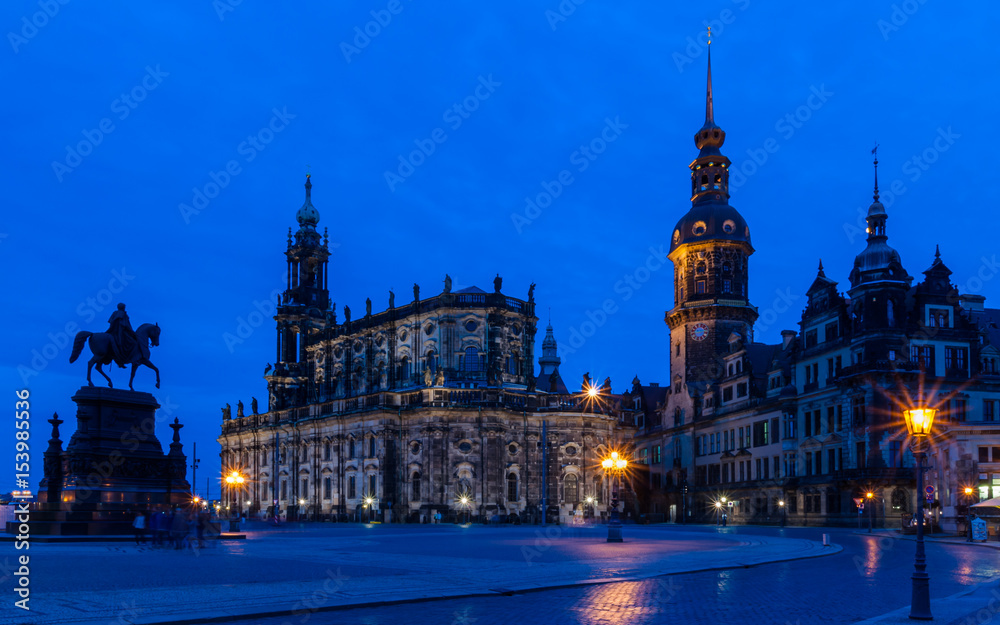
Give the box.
[69,303,161,390]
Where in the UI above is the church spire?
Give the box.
[872,144,880,202]
[705,29,715,127]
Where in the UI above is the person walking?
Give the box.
[132,509,147,545]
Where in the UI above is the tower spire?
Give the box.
[706,27,714,126]
[872,143,880,202]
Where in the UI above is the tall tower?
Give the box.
[267,175,332,410]
[666,42,757,396]
[847,150,911,360]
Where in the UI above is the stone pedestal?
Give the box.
[25,387,190,535]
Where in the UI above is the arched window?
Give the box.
[399,356,410,382]
[713,173,721,189]
[464,346,480,372]
[369,437,376,458]
[262,449,268,465]
[700,174,709,189]
[348,439,356,459]
[507,472,518,502]
[412,472,421,500]
[891,488,909,512]
[564,474,579,503]
[425,350,437,373]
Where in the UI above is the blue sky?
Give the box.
[3,1,996,494]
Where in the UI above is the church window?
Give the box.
[696,280,706,294]
[369,474,377,497]
[400,356,411,381]
[693,221,707,235]
[696,263,706,275]
[463,346,480,372]
[722,221,734,234]
[699,174,708,191]
[262,449,268,465]
[412,472,421,500]
[323,443,331,461]
[564,474,579,503]
[722,279,731,293]
[349,439,356,459]
[324,477,332,499]
[507,472,518,501]
[723,386,733,402]
[348,475,356,499]
[369,437,376,458]
[680,287,684,300]
[465,320,477,332]
[281,480,287,500]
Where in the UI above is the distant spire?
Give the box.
[818,259,825,277]
[705,27,714,126]
[872,143,880,202]
[935,244,941,259]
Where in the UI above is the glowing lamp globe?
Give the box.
[904,408,936,438]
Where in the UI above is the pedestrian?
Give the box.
[132,509,146,545]
[151,510,163,547]
[722,512,728,527]
[170,506,187,549]
[196,510,206,548]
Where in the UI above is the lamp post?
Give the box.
[364,496,374,523]
[866,491,874,533]
[585,495,596,523]
[904,406,936,621]
[601,451,628,542]
[964,487,975,542]
[459,495,472,524]
[224,470,246,521]
[779,500,785,527]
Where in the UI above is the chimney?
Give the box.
[780,330,796,349]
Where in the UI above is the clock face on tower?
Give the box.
[691,323,709,341]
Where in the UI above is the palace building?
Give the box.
[630,48,1000,530]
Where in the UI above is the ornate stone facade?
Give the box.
[218,177,638,523]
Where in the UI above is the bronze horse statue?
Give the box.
[70,323,161,390]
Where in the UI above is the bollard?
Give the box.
[822,533,830,546]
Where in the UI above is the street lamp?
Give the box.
[601,451,628,542]
[866,491,874,533]
[225,470,246,518]
[778,500,786,528]
[963,486,975,542]
[904,406,936,621]
[364,496,374,523]
[459,495,471,524]
[585,495,596,522]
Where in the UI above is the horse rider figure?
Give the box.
[108,303,139,368]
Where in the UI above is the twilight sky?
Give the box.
[3,1,997,494]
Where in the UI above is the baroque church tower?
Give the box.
[666,43,758,407]
[267,175,332,410]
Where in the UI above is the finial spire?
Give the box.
[304,173,312,200]
[705,27,714,126]
[872,143,880,202]
[818,259,825,275]
[935,244,940,259]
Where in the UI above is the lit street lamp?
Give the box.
[964,487,975,542]
[778,499,785,527]
[224,470,246,520]
[585,495,596,522]
[601,451,628,542]
[364,496,375,523]
[459,495,471,524]
[904,406,936,621]
[866,491,874,533]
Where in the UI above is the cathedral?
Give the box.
[218,176,639,524]
[220,48,1000,530]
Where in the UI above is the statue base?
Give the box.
[12,387,190,536]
